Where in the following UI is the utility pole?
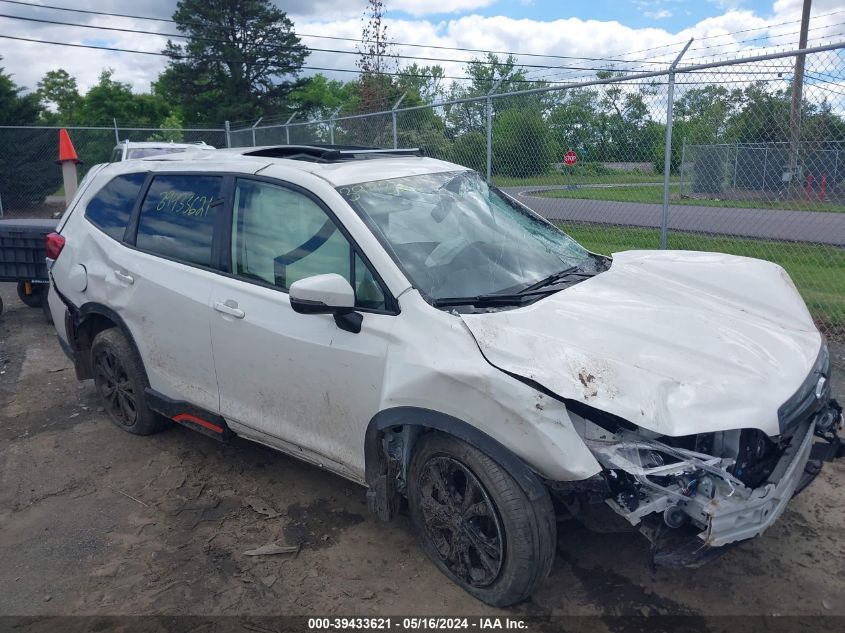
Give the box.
[786,0,812,187]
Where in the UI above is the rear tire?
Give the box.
[91,328,169,435]
[408,432,556,607]
[17,281,43,308]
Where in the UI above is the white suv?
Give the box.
[46,145,842,606]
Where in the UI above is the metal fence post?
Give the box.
[392,93,407,149]
[762,147,768,189]
[328,108,341,145]
[250,117,263,147]
[660,39,693,250]
[486,96,493,182]
[284,112,297,145]
[113,118,119,144]
[485,80,503,183]
[224,121,231,148]
[733,142,739,188]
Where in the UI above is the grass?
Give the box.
[493,172,677,187]
[556,222,845,335]
[537,184,845,213]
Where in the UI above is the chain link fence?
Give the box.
[0,124,227,219]
[231,43,845,340]
[681,141,845,199]
[0,44,843,339]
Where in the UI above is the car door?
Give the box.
[115,172,229,414]
[209,177,396,479]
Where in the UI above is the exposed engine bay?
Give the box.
[557,398,843,566]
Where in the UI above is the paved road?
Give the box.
[504,186,845,246]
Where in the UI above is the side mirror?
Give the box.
[289,273,362,333]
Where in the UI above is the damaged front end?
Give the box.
[560,361,843,567]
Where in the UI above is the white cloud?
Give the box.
[284,0,498,19]
[391,0,498,17]
[1,0,843,121]
[645,9,673,19]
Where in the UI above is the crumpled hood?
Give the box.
[461,250,822,437]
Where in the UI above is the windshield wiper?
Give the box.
[518,266,596,294]
[432,265,603,308]
[431,293,530,308]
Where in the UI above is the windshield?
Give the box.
[337,170,593,301]
[126,147,189,159]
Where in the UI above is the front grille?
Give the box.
[778,341,830,436]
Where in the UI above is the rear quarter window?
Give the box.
[84,172,147,241]
[135,174,224,267]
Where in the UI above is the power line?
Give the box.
[4,0,845,70]
[530,21,842,84]
[682,21,845,59]
[3,0,840,91]
[0,12,664,72]
[0,32,590,84]
[0,0,666,65]
[525,8,845,82]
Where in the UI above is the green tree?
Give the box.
[77,70,171,126]
[547,89,602,159]
[592,72,660,163]
[356,0,397,112]
[289,74,358,120]
[148,113,185,142]
[156,0,309,124]
[396,63,446,104]
[725,82,791,144]
[0,60,60,209]
[36,69,81,122]
[445,54,549,139]
[448,131,486,172]
[493,107,554,177]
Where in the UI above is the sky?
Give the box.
[0,0,843,98]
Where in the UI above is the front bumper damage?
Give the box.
[580,399,843,567]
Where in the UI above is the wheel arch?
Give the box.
[364,406,548,521]
[68,302,142,380]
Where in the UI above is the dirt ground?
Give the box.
[1,281,844,626]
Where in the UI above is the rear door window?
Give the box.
[84,172,147,241]
[135,174,224,267]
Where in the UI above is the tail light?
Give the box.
[45,232,66,260]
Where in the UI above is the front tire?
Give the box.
[91,328,168,435]
[408,432,556,607]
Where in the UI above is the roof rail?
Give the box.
[240,145,421,162]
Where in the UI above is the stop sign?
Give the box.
[564,150,578,166]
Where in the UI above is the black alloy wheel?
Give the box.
[93,347,138,428]
[416,456,505,587]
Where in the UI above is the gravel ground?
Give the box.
[0,281,844,627]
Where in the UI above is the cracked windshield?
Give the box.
[338,170,594,301]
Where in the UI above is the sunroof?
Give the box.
[241,145,420,162]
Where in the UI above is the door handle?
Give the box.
[214,300,245,319]
[113,269,134,284]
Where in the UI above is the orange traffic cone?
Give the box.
[58,128,80,207]
[58,128,80,164]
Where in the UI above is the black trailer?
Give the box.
[0,218,57,317]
